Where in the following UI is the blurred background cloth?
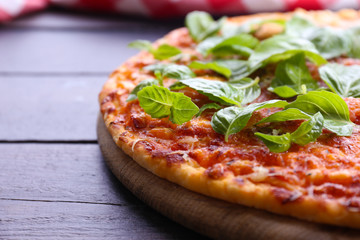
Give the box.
[1,0,360,21]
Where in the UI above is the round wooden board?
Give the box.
[97,114,360,240]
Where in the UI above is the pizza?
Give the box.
[99,9,360,228]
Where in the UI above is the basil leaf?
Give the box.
[290,112,324,146]
[180,78,243,106]
[137,85,199,124]
[189,61,232,78]
[285,15,314,37]
[169,81,186,90]
[319,63,360,98]
[230,77,261,105]
[196,36,223,55]
[286,15,351,59]
[185,11,225,42]
[211,100,288,141]
[145,64,195,80]
[347,27,360,58]
[128,40,153,52]
[196,103,221,117]
[152,44,181,60]
[127,79,159,102]
[216,59,251,80]
[207,34,259,57]
[285,91,353,136]
[255,132,291,153]
[257,108,311,125]
[128,41,181,60]
[255,113,324,152]
[269,53,319,98]
[248,35,327,70]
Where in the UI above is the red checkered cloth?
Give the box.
[1,0,359,22]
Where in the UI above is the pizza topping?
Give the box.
[268,53,319,98]
[185,11,225,42]
[123,10,360,155]
[128,40,181,60]
[137,85,199,125]
[319,63,360,98]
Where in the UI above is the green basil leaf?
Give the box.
[196,103,221,117]
[144,64,195,80]
[169,81,186,90]
[269,53,319,98]
[230,77,261,105]
[207,34,259,57]
[257,108,311,125]
[152,44,181,60]
[196,36,223,55]
[319,63,360,98]
[306,27,351,59]
[128,40,153,52]
[248,35,327,70]
[347,27,360,58]
[290,112,324,146]
[137,85,199,124]
[127,79,159,102]
[255,132,292,153]
[286,15,351,59]
[285,91,353,136]
[128,41,181,60]
[180,78,243,106]
[216,59,252,80]
[211,100,288,141]
[189,61,232,78]
[185,11,225,42]
[285,15,314,37]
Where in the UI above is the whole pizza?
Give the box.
[99,9,360,228]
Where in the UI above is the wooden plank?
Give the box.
[0,30,166,73]
[0,144,132,204]
[7,10,182,30]
[0,76,104,141]
[0,199,207,239]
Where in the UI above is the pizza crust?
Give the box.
[99,9,360,228]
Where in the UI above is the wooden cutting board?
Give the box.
[97,115,360,240]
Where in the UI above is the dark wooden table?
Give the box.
[0,9,208,239]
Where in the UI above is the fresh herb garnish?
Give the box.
[286,15,352,59]
[319,63,360,98]
[254,132,292,153]
[196,103,221,117]
[189,61,232,78]
[127,79,159,102]
[230,77,261,105]
[137,85,199,124]
[145,64,196,80]
[198,33,259,57]
[255,112,324,152]
[269,53,319,98]
[185,11,226,42]
[128,40,181,60]
[180,78,243,106]
[285,91,354,136]
[248,35,327,70]
[211,100,288,141]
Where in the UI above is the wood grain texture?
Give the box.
[97,114,360,240]
[0,143,128,203]
[0,144,207,239]
[0,13,178,74]
[0,199,206,240]
[0,76,104,141]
